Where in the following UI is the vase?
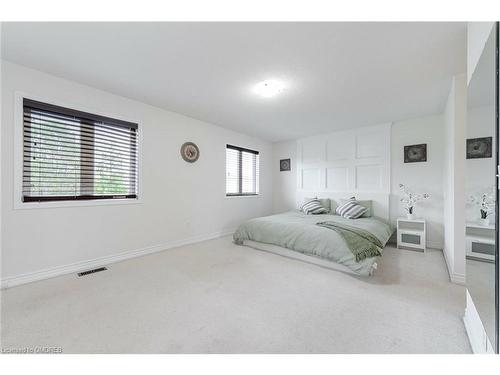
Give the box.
[478,217,490,226]
[406,213,416,220]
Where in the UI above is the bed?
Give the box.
[233,209,394,276]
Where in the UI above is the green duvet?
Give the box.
[233,210,394,276]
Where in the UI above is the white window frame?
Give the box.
[13,91,143,209]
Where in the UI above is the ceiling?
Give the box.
[1,22,466,142]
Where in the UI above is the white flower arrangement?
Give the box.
[468,187,495,219]
[399,184,430,215]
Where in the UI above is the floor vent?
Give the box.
[78,267,107,277]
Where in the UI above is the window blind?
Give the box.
[226,144,259,196]
[23,98,138,202]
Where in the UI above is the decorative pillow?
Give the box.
[338,198,372,218]
[335,197,368,219]
[305,197,330,213]
[300,198,328,215]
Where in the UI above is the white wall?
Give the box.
[272,140,297,214]
[272,117,447,249]
[1,61,273,285]
[443,73,467,284]
[467,22,495,85]
[290,124,392,221]
[391,115,445,249]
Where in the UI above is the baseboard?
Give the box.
[1,228,237,289]
[426,241,443,250]
[463,289,494,353]
[442,247,466,285]
[450,273,466,285]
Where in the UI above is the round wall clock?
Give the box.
[180,142,200,163]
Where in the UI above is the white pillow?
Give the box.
[335,197,368,219]
[300,198,328,215]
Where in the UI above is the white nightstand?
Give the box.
[397,218,426,252]
[465,222,495,261]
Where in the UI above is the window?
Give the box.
[22,98,138,202]
[226,144,259,196]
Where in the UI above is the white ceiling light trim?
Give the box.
[253,79,286,98]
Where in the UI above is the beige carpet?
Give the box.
[1,236,470,353]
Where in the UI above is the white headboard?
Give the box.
[295,123,391,221]
[296,191,390,221]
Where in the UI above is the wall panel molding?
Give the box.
[297,123,392,194]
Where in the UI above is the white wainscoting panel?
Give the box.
[326,167,349,190]
[297,123,391,195]
[326,132,353,161]
[355,129,386,159]
[301,168,321,191]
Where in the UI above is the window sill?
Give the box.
[225,194,261,199]
[13,197,142,210]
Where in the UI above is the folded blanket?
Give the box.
[316,221,383,262]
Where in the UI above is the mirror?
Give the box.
[466,25,498,352]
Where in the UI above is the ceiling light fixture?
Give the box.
[253,80,286,98]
